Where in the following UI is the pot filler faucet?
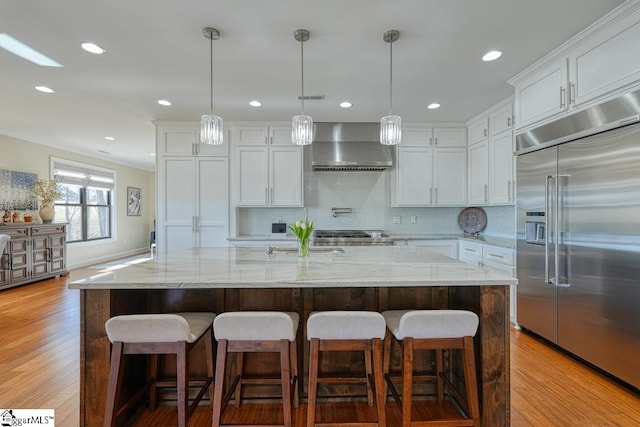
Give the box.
[332,207,352,217]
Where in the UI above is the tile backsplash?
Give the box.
[237,157,515,238]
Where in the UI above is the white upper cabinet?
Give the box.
[514,59,569,130]
[511,2,640,131]
[157,122,229,157]
[232,123,303,207]
[393,126,466,207]
[467,117,489,146]
[466,97,515,206]
[569,10,640,107]
[467,140,489,205]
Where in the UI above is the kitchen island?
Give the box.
[70,246,516,426]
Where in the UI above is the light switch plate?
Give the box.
[392,215,401,224]
[410,215,417,224]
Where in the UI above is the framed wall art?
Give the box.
[127,187,141,216]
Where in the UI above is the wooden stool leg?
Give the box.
[176,342,189,427]
[204,328,215,409]
[365,348,374,406]
[402,338,414,427]
[148,353,159,411]
[462,336,481,427]
[212,339,228,427]
[372,338,387,427]
[280,339,293,427]
[306,338,320,427]
[436,349,444,403]
[290,340,299,408]
[104,341,125,427]
[382,329,392,400]
[234,351,244,407]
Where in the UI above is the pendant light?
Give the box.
[292,29,313,146]
[201,27,223,145]
[380,30,401,145]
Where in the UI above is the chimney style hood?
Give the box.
[312,122,393,171]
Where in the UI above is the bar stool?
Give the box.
[104,312,216,427]
[306,311,387,427]
[381,309,480,427]
[212,311,299,427]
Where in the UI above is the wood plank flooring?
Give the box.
[0,258,638,426]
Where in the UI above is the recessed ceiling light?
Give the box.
[427,103,440,109]
[482,50,502,62]
[104,136,115,141]
[249,100,262,107]
[0,33,63,67]
[158,99,172,106]
[340,101,352,108]
[35,86,54,93]
[81,42,106,55]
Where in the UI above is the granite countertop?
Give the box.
[69,246,516,290]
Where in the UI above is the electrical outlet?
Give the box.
[392,215,401,224]
[410,215,417,224]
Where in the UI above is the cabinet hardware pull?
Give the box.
[429,137,433,146]
[484,128,487,137]
[569,82,575,105]
[508,180,512,202]
[507,116,511,127]
[489,253,504,259]
[270,187,274,204]
[434,137,438,146]
[560,86,566,108]
[265,136,269,145]
[484,184,488,203]
[434,188,438,204]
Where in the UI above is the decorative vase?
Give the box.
[298,238,309,258]
[39,205,55,224]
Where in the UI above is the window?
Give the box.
[51,158,115,243]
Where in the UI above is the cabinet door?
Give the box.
[31,234,50,277]
[198,129,229,156]
[489,103,513,136]
[234,147,268,206]
[569,14,640,107]
[489,132,515,204]
[432,128,467,147]
[459,241,483,266]
[8,238,29,282]
[161,158,196,254]
[196,158,229,247]
[234,126,268,146]
[433,148,466,206]
[402,127,431,147]
[270,147,303,206]
[468,141,489,205]
[270,126,293,146]
[49,233,66,273]
[467,118,488,146]
[158,126,198,156]
[514,59,568,129]
[411,240,458,258]
[395,147,432,206]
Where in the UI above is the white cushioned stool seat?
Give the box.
[105,312,216,343]
[307,310,386,340]
[382,309,479,339]
[214,311,299,341]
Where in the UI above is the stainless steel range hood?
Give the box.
[312,122,393,171]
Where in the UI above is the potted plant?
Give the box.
[34,178,62,223]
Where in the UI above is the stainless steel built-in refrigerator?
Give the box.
[516,91,640,390]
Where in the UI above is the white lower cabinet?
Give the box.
[394,239,457,259]
[458,240,516,324]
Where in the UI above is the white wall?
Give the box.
[237,149,515,237]
[0,134,155,268]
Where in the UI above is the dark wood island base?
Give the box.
[79,285,509,426]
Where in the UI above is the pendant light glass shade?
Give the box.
[380,115,402,145]
[292,114,313,145]
[200,27,223,145]
[381,30,401,145]
[292,29,313,145]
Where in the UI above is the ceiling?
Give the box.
[0,0,626,171]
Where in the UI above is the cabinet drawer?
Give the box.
[482,246,514,266]
[31,225,66,235]
[1,227,29,238]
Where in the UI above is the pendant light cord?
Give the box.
[300,37,305,116]
[389,38,393,116]
[210,34,214,115]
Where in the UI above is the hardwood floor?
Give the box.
[1,259,638,426]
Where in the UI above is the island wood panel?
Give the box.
[449,285,510,427]
[78,285,509,426]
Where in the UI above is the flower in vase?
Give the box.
[289,220,314,241]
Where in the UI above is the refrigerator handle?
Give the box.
[555,174,572,288]
[545,175,552,285]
